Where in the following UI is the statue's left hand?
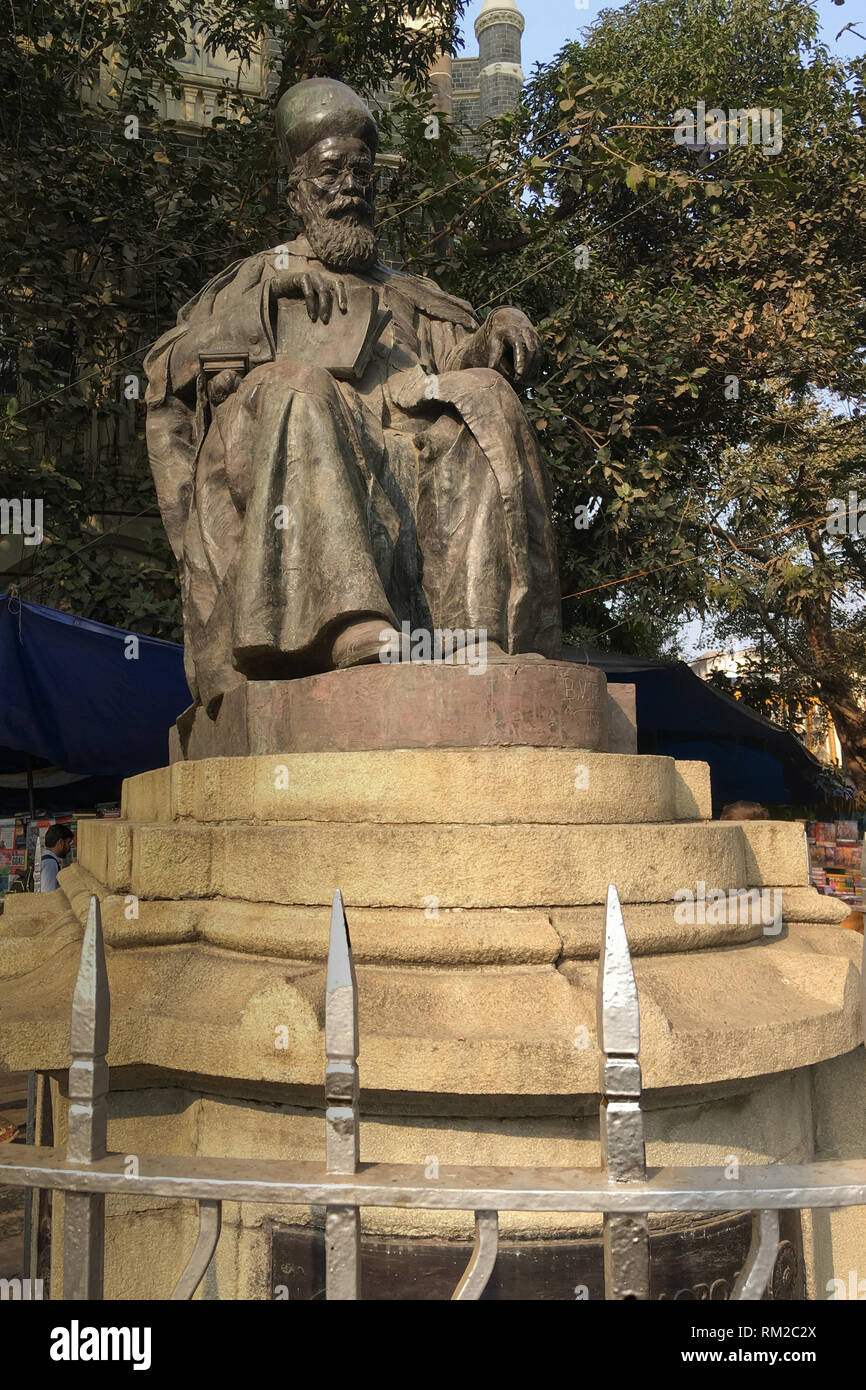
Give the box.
[481,308,545,388]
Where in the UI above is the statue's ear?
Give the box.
[286,183,302,218]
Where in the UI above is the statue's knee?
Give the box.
[470,368,501,388]
[249,359,337,399]
[485,368,519,397]
[462,367,519,403]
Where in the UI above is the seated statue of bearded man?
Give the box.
[144,78,562,715]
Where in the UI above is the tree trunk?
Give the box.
[742,589,866,793]
[818,682,866,794]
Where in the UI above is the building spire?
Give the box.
[475,0,525,123]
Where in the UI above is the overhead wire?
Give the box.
[561,508,852,601]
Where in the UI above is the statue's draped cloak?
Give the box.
[144,238,561,708]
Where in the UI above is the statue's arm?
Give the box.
[145,257,277,407]
[167,294,275,400]
[159,262,352,400]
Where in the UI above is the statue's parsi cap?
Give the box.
[276,78,379,168]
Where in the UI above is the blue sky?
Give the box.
[460,0,864,68]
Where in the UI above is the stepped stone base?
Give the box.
[1,733,864,1299]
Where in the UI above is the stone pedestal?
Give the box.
[171,658,613,760]
[0,664,863,1299]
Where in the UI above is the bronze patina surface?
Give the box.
[144,78,563,723]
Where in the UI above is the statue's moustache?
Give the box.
[326,196,372,220]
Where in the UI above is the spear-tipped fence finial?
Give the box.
[597,883,649,1300]
[68,894,110,1163]
[324,890,361,1299]
[64,894,110,1299]
[326,889,359,1073]
[597,882,640,1061]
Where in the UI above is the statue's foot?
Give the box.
[331,619,402,670]
[483,642,548,664]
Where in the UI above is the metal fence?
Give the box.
[2,884,866,1300]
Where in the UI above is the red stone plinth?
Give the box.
[170,659,610,760]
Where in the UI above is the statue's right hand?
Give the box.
[270,269,349,325]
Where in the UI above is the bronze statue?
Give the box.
[145,78,561,714]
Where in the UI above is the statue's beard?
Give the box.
[303,207,378,273]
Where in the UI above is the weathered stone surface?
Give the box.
[553,902,759,958]
[674,761,712,821]
[607,683,637,754]
[70,819,132,893]
[554,885,847,959]
[125,747,712,826]
[77,816,809,908]
[12,881,841,967]
[4,741,864,1299]
[1,902,860,1100]
[173,661,610,760]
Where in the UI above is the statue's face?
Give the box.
[301,137,376,222]
[289,136,379,273]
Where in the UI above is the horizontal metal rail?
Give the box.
[3,1148,866,1214]
[11,888,864,1299]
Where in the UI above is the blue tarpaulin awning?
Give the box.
[0,593,190,791]
[0,594,845,814]
[564,645,849,808]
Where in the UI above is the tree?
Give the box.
[383,0,866,780]
[0,0,463,633]
[701,399,866,786]
[396,0,865,662]
[5,0,866,786]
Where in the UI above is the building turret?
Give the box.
[475,0,525,122]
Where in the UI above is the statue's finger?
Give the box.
[336,280,348,313]
[319,286,333,324]
[301,274,318,321]
[519,332,538,376]
[526,337,544,380]
[513,338,527,382]
[487,334,503,370]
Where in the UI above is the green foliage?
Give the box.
[0,0,464,633]
[698,398,866,780]
[4,0,866,781]
[407,0,866,660]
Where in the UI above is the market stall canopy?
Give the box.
[564,645,851,809]
[0,594,845,811]
[0,593,191,781]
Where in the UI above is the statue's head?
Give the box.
[276,78,379,273]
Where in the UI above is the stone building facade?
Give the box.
[452,0,526,129]
[140,2,529,139]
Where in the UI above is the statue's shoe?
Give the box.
[330,619,402,670]
[330,624,550,670]
[481,642,547,664]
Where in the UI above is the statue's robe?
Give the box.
[144,236,561,710]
